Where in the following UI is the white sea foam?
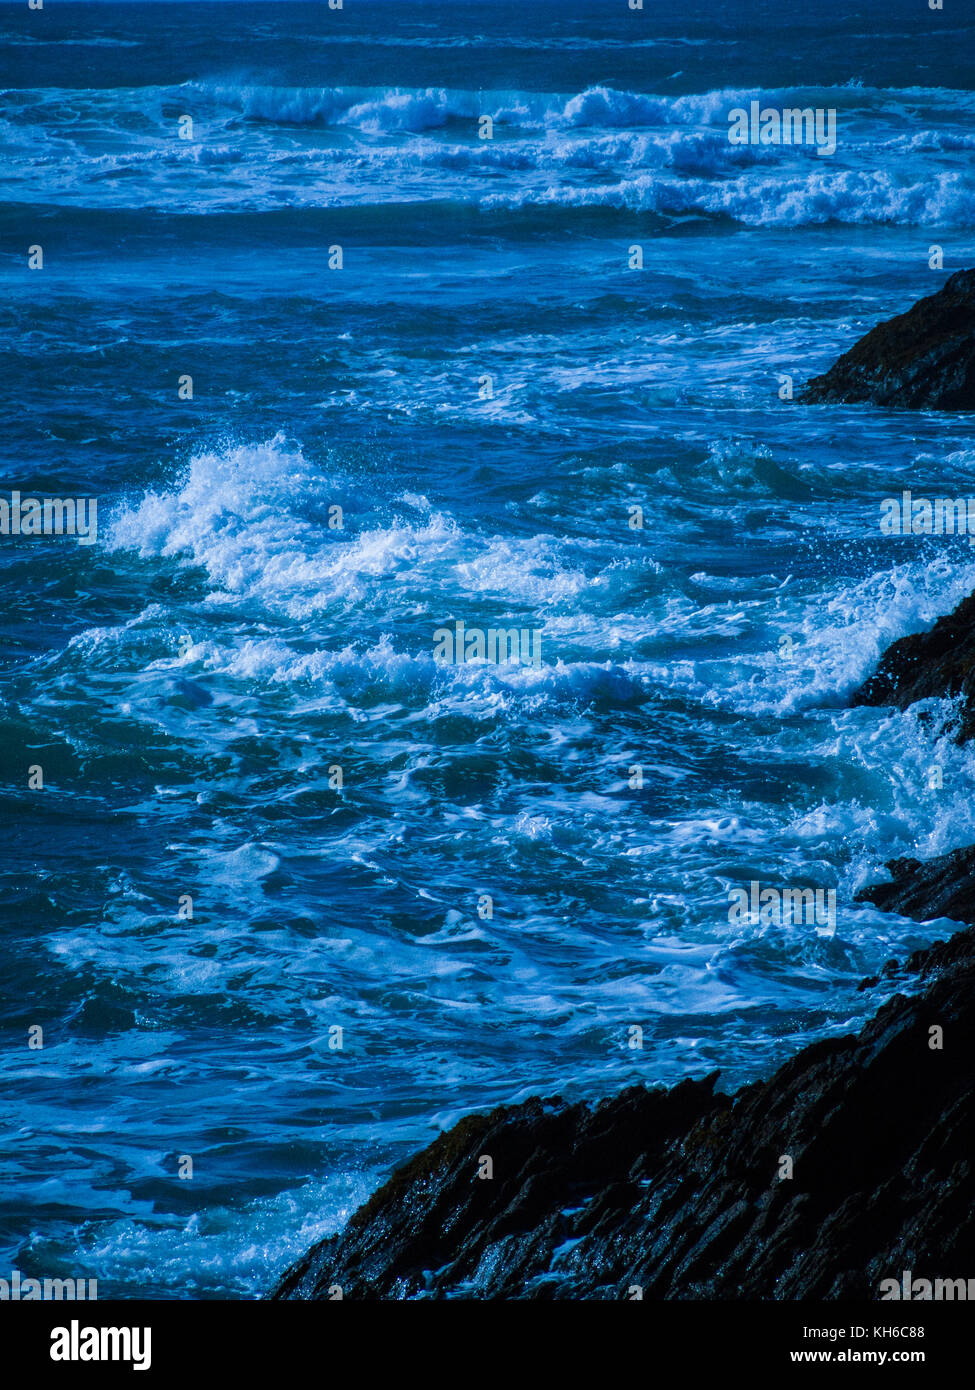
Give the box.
[193,80,975,133]
[483,168,975,227]
[107,437,625,625]
[7,80,973,225]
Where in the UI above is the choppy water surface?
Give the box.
[1,0,975,1296]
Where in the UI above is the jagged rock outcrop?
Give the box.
[856,846,975,940]
[272,912,975,1300]
[273,330,975,1303]
[850,590,975,740]
[802,268,975,409]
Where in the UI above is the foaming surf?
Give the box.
[5,0,975,1301]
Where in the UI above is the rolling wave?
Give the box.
[3,78,973,227]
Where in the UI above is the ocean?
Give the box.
[1,0,974,1298]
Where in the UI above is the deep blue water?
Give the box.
[2,0,975,1298]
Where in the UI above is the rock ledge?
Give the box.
[803,269,975,409]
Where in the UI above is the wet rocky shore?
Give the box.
[271,274,975,1301]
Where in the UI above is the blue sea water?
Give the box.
[1,0,975,1298]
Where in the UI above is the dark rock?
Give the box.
[850,589,975,741]
[856,847,975,971]
[271,917,975,1300]
[802,269,975,409]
